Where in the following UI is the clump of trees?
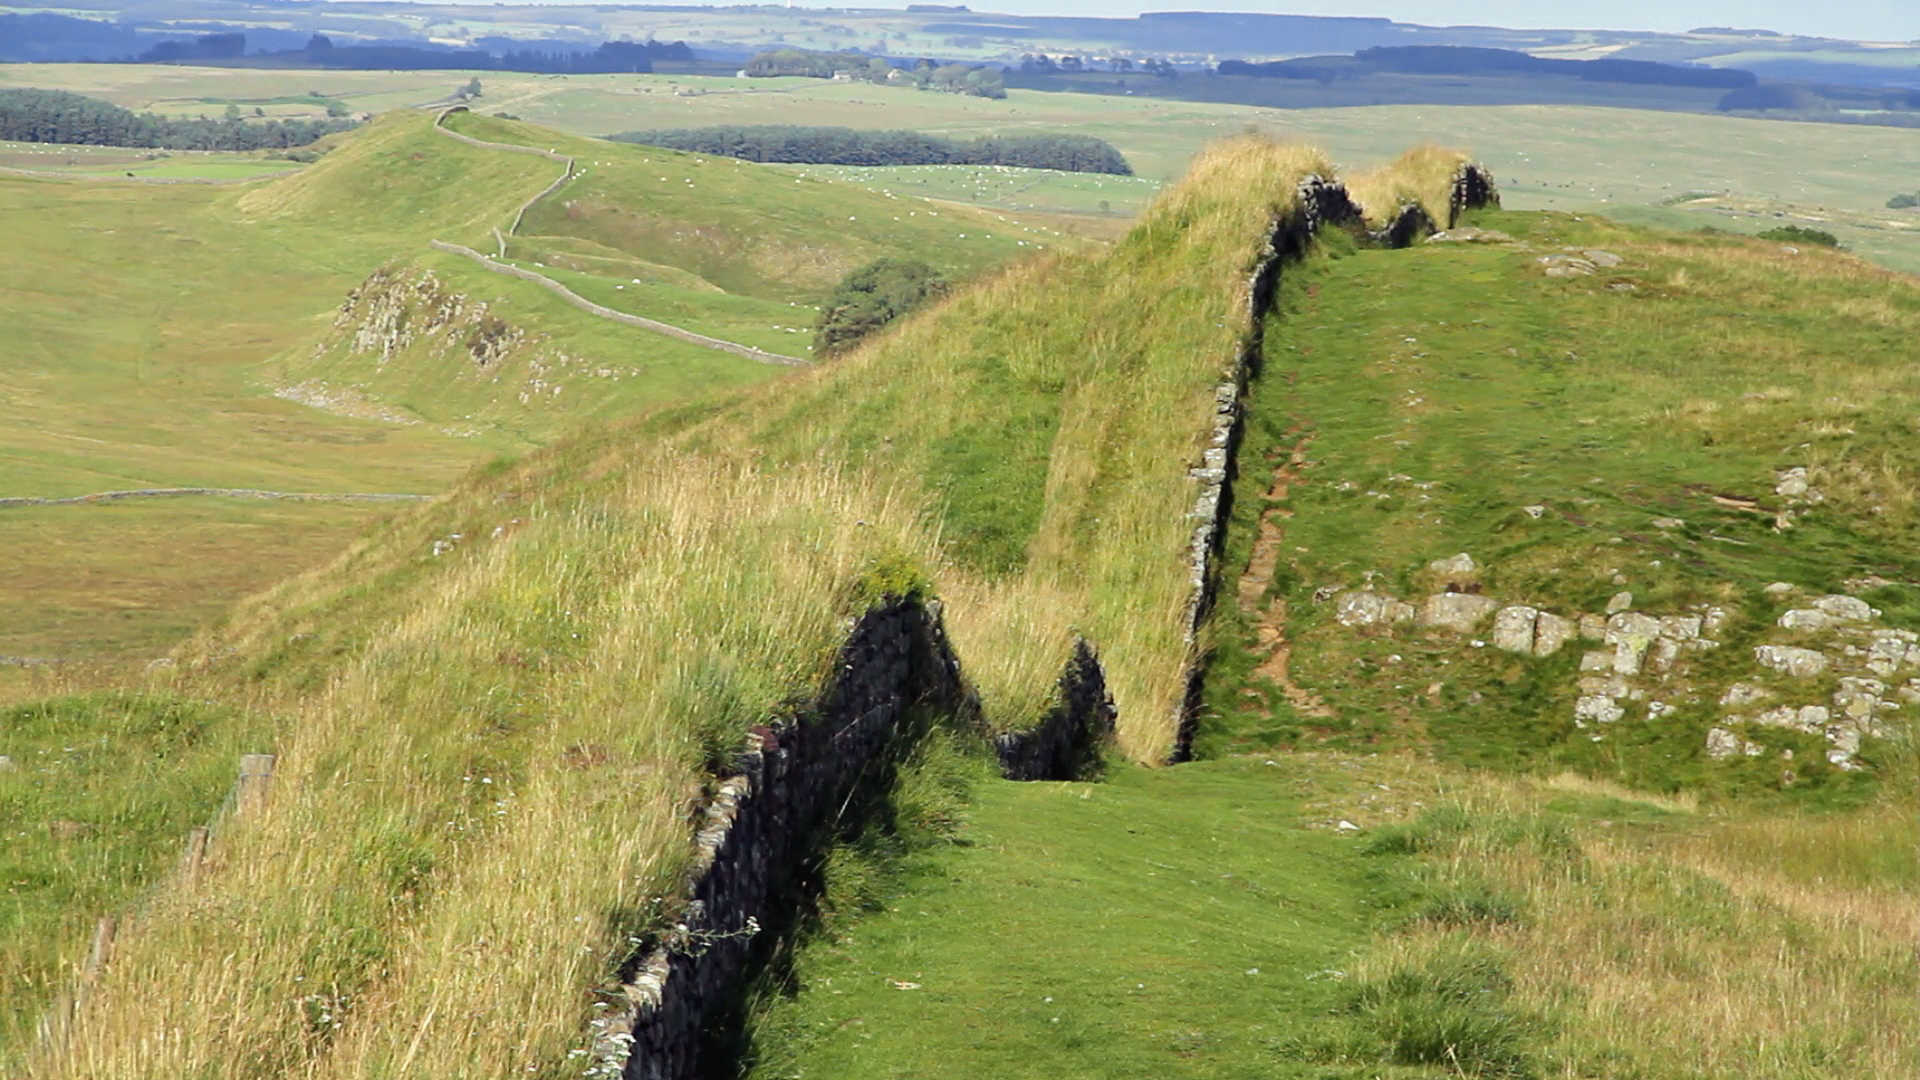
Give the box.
[813,258,949,356]
[743,48,1006,98]
[613,125,1131,175]
[1885,192,1917,209]
[0,87,353,150]
[1758,225,1841,248]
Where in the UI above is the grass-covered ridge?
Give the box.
[13,133,1365,1076]
[682,138,1354,761]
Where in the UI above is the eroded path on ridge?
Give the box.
[1233,433,1333,719]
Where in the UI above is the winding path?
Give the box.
[428,107,809,367]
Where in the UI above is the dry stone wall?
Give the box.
[600,598,1114,1079]
[994,639,1117,781]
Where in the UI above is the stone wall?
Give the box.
[994,638,1117,781]
[601,598,1114,1079]
[1170,167,1498,761]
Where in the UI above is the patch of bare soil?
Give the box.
[1234,434,1334,719]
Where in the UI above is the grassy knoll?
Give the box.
[8,105,1042,661]
[678,138,1350,761]
[8,134,1357,1075]
[445,110,1045,298]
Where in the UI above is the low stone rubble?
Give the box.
[1324,554,1904,771]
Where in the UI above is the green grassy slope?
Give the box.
[7,135,1348,1075]
[1203,209,1920,800]
[744,208,1919,1080]
[746,753,1915,1080]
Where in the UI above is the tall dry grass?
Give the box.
[1380,777,1918,1079]
[27,459,942,1079]
[1343,144,1470,229]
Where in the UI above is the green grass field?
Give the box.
[3,105,1049,662]
[746,752,1914,1079]
[2,70,1916,1080]
[7,64,1917,270]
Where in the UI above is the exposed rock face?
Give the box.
[335,267,527,368]
[1779,609,1831,632]
[1814,594,1874,621]
[1320,548,1905,773]
[1420,592,1501,632]
[1575,695,1625,726]
[1754,645,1829,678]
[1706,727,1762,759]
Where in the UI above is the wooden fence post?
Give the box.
[235,753,276,817]
[180,825,210,883]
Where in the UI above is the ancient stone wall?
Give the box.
[601,598,1114,1079]
[994,639,1117,781]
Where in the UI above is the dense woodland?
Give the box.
[0,88,354,150]
[612,124,1131,174]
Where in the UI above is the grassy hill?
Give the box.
[2,106,1048,662]
[740,205,1920,1080]
[2,103,1913,1080]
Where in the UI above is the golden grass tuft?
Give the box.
[1343,144,1471,229]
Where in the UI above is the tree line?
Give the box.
[1218,45,1756,90]
[0,88,354,151]
[133,32,691,74]
[611,125,1132,175]
[742,49,1007,98]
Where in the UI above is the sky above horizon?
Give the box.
[802,2,1910,44]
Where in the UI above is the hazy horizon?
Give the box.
[649,2,1911,45]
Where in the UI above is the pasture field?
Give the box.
[5,65,1917,269]
[3,103,1059,661]
[0,140,297,179]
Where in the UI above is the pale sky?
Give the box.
[853,2,1912,44]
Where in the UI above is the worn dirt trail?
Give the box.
[1234,434,1334,718]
